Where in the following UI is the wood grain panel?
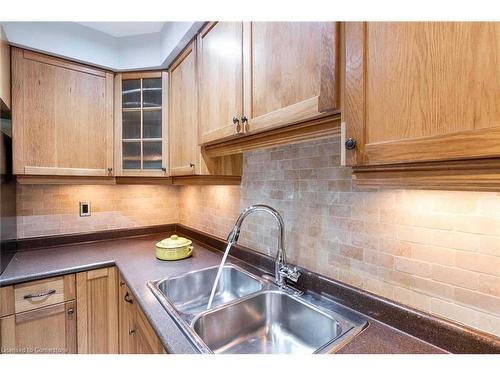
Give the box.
[318,22,340,113]
[113,73,123,176]
[118,275,136,354]
[0,301,76,354]
[16,175,115,185]
[0,286,15,317]
[243,22,340,136]
[365,127,500,165]
[169,40,201,175]
[76,267,118,354]
[12,48,114,176]
[250,22,322,118]
[366,22,500,143]
[135,303,163,354]
[13,276,66,314]
[23,49,106,78]
[344,22,366,166]
[344,22,500,172]
[198,22,244,144]
[0,26,11,109]
[204,115,341,158]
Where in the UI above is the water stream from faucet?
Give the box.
[206,242,234,310]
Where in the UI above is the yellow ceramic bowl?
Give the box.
[155,235,194,261]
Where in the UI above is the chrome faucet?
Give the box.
[227,204,301,291]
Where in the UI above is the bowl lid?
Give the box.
[156,234,192,249]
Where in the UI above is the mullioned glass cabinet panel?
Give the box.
[121,75,163,171]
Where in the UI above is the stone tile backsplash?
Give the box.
[16,137,500,337]
[179,137,500,338]
[16,184,180,238]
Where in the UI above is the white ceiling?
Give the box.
[77,22,167,37]
[1,21,204,71]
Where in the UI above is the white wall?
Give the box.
[1,21,204,71]
[2,22,119,69]
[159,22,203,68]
[117,32,161,71]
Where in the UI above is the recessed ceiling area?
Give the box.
[77,22,167,37]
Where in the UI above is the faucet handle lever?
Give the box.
[280,265,300,283]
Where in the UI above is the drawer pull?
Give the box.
[124,292,134,304]
[23,289,56,300]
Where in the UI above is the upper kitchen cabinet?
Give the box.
[0,25,10,110]
[244,22,340,134]
[169,40,201,176]
[114,71,168,177]
[169,38,242,180]
[11,48,114,177]
[344,22,500,190]
[198,22,244,144]
[201,22,341,158]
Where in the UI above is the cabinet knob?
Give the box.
[189,162,194,168]
[161,167,167,172]
[67,308,74,315]
[232,116,240,125]
[107,167,113,174]
[129,329,136,336]
[241,116,248,124]
[124,292,133,304]
[345,138,357,150]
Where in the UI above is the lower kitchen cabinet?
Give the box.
[0,301,77,354]
[0,268,165,354]
[0,275,77,354]
[76,267,119,354]
[119,274,165,354]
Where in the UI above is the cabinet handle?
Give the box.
[240,116,248,134]
[345,138,357,150]
[24,289,56,300]
[129,329,136,336]
[189,162,194,168]
[124,292,133,304]
[67,308,74,315]
[234,116,246,135]
[119,281,125,287]
[161,167,167,172]
[107,167,113,174]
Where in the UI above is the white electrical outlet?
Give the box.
[79,201,91,217]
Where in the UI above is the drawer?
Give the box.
[0,274,76,316]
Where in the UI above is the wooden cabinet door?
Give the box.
[0,26,10,110]
[134,305,164,354]
[118,275,136,354]
[12,48,114,176]
[344,22,500,167]
[114,71,169,177]
[76,267,119,353]
[243,22,339,135]
[169,40,204,176]
[0,301,76,354]
[118,275,165,354]
[198,22,244,144]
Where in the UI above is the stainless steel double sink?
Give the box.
[148,264,368,354]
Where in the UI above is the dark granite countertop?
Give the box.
[0,232,446,354]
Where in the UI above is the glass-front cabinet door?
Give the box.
[114,71,168,176]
